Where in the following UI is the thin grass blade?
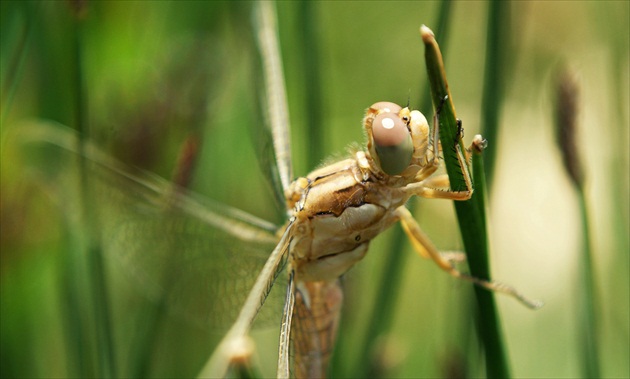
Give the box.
[421,25,511,378]
[553,68,601,378]
[479,0,511,186]
[69,4,117,376]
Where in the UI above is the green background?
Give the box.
[1,1,628,378]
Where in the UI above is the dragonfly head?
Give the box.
[363,101,431,179]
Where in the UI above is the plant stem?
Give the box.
[553,67,601,378]
[479,0,510,186]
[422,25,511,378]
[576,188,601,377]
[70,4,117,377]
[298,1,324,170]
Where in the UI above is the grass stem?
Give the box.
[576,189,601,377]
[479,0,510,186]
[69,4,117,377]
[553,68,601,378]
[422,25,511,378]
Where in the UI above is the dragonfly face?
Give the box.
[364,101,433,179]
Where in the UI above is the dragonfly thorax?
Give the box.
[286,156,408,283]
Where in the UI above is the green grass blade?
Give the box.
[576,191,600,377]
[419,0,453,114]
[553,69,601,378]
[0,2,39,127]
[422,25,511,378]
[297,1,324,170]
[468,142,511,378]
[479,0,510,186]
[69,4,117,377]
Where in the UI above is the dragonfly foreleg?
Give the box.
[405,134,487,201]
[396,207,543,309]
[404,173,472,201]
[439,251,467,264]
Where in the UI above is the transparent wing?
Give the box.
[199,218,296,378]
[253,1,293,196]
[17,120,287,331]
[276,269,296,378]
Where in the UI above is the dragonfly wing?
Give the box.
[198,217,295,378]
[17,120,287,331]
[253,1,293,195]
[276,269,296,379]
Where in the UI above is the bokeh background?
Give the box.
[1,1,628,378]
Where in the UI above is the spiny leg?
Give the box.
[455,118,464,145]
[398,217,465,264]
[406,134,488,201]
[396,206,543,309]
[413,163,440,183]
[405,175,472,200]
[428,96,447,166]
[423,174,450,189]
[421,95,475,199]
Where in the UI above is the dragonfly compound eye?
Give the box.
[372,112,413,175]
[368,101,402,115]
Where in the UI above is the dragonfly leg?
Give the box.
[406,135,482,201]
[425,95,476,198]
[413,162,439,182]
[439,251,467,264]
[396,206,543,309]
[405,173,472,200]
[397,206,468,267]
[421,173,450,188]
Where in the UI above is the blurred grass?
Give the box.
[1,1,629,378]
[554,68,600,378]
[479,0,510,187]
[71,3,118,376]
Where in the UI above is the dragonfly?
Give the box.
[17,2,540,378]
[198,5,542,378]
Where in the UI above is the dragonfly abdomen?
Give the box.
[291,280,343,379]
